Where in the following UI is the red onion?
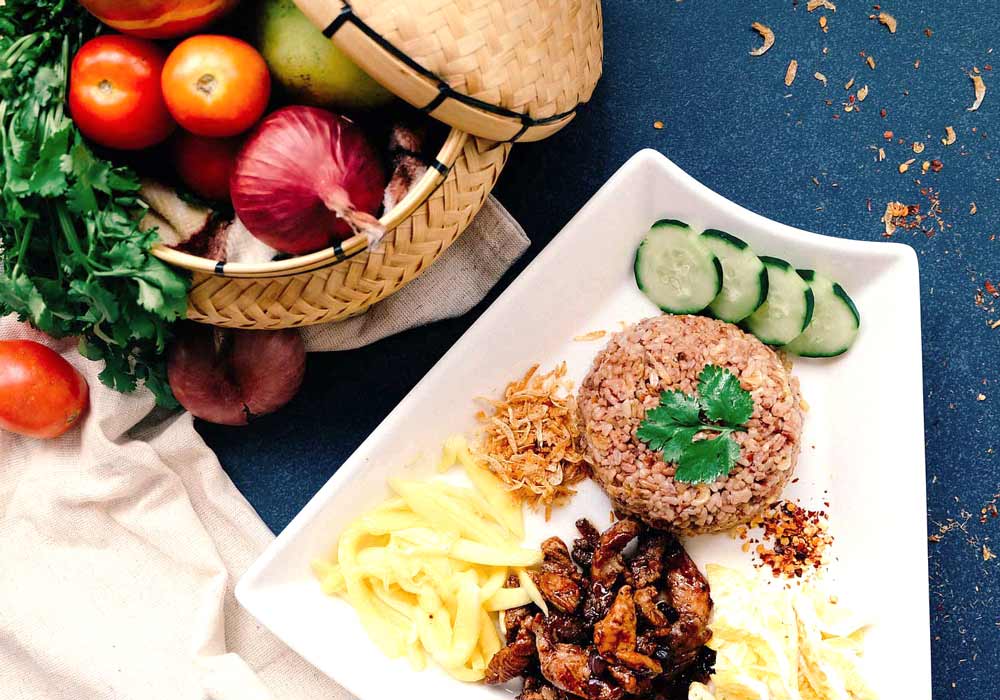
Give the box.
[167,323,306,426]
[230,106,386,255]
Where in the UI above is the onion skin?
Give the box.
[230,106,385,254]
[167,323,306,426]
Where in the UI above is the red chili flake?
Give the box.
[849,93,856,103]
[986,281,1000,298]
[880,107,888,118]
[985,64,993,71]
[930,159,944,172]
[924,27,933,37]
[740,501,834,579]
[884,130,894,140]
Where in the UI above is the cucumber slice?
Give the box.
[783,271,861,357]
[700,229,768,322]
[634,220,722,314]
[743,256,815,345]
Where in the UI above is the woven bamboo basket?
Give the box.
[151,0,603,329]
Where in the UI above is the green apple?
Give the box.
[256,0,395,110]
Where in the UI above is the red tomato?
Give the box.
[77,0,240,40]
[162,36,271,137]
[174,132,243,201]
[0,341,89,439]
[70,35,176,151]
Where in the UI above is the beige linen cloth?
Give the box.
[0,198,529,700]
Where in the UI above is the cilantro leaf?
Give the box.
[697,365,754,426]
[28,123,71,197]
[0,271,49,326]
[77,336,105,361]
[62,140,113,215]
[656,389,702,425]
[32,65,64,105]
[675,435,742,484]
[98,353,138,394]
[635,363,755,484]
[658,427,700,463]
[636,421,697,456]
[141,362,180,410]
[107,239,147,270]
[69,278,120,324]
[636,390,701,456]
[135,260,189,321]
[635,419,680,452]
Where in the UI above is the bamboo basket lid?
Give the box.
[292,0,603,143]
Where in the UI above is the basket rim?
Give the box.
[150,127,469,278]
[292,0,603,143]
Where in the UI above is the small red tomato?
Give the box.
[162,35,271,137]
[0,340,89,439]
[174,132,243,201]
[70,35,176,150]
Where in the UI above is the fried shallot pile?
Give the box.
[475,364,591,516]
[485,518,716,700]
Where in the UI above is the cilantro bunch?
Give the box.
[636,365,754,484]
[0,0,188,407]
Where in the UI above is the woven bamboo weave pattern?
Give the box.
[338,0,603,121]
[185,137,511,328]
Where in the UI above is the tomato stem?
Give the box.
[196,73,216,95]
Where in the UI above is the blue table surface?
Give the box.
[201,2,999,696]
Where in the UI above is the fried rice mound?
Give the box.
[577,314,804,535]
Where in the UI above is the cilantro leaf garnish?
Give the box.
[696,364,755,425]
[656,389,702,425]
[635,423,698,463]
[636,365,755,484]
[675,434,742,484]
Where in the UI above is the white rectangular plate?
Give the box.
[237,150,929,700]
